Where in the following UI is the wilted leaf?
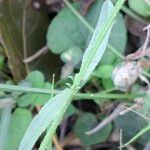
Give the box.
[0,0,49,81]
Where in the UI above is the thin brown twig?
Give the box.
[52,135,63,150]
[23,45,49,63]
[86,104,125,135]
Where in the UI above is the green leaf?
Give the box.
[34,82,52,106]
[0,0,49,81]
[128,0,150,18]
[65,104,78,117]
[17,94,37,107]
[16,71,45,107]
[19,88,73,150]
[100,13,126,65]
[60,47,83,67]
[0,106,12,150]
[47,4,88,54]
[74,0,114,87]
[93,65,113,79]
[73,113,112,146]
[120,125,150,148]
[86,0,126,65]
[114,112,150,145]
[26,71,44,88]
[5,108,32,150]
[102,78,114,89]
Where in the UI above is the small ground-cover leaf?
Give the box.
[17,93,37,107]
[26,71,44,88]
[93,65,113,79]
[73,113,112,146]
[16,71,45,107]
[47,4,88,54]
[47,0,126,62]
[114,111,150,145]
[5,108,32,150]
[34,82,52,106]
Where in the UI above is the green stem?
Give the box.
[0,83,60,95]
[63,0,124,59]
[0,84,146,100]
[121,5,148,24]
[63,0,94,32]
[75,92,145,100]
[120,125,150,148]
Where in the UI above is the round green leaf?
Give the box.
[5,108,32,150]
[73,113,112,146]
[114,112,150,145]
[47,4,88,54]
[128,0,150,18]
[93,65,113,79]
[34,82,52,106]
[16,94,37,107]
[26,71,44,88]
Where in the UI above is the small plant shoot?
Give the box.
[0,0,149,149]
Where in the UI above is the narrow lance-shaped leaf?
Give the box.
[73,0,126,87]
[74,0,114,87]
[19,88,73,150]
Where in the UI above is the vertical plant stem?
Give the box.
[40,74,62,150]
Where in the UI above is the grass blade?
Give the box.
[19,88,73,150]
